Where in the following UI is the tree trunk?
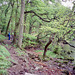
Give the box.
[13,21,19,44]
[5,14,12,36]
[29,15,36,34]
[18,0,25,48]
[23,14,27,33]
[0,29,1,34]
[43,33,56,59]
[43,37,52,59]
[13,0,19,44]
[24,26,25,33]
[29,22,32,34]
[5,1,14,36]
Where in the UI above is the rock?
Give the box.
[61,70,69,75]
[61,65,66,68]
[34,58,40,62]
[73,66,75,74]
[57,67,60,69]
[35,67,40,70]
[63,60,68,64]
[25,73,37,75]
[19,70,24,74]
[58,63,61,67]
[35,66,43,70]
[73,67,75,70]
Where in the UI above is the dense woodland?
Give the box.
[0,0,75,75]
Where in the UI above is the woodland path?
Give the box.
[1,39,75,75]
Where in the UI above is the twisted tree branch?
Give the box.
[24,10,56,22]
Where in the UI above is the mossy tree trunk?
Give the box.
[18,0,25,48]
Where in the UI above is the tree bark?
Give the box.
[18,0,25,48]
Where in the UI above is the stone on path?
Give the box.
[25,73,37,75]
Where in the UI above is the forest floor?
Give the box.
[0,39,75,75]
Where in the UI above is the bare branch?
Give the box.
[24,10,55,22]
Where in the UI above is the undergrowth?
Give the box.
[35,50,64,59]
[0,34,7,41]
[23,33,37,40]
[15,48,26,56]
[0,45,11,75]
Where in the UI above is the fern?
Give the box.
[0,45,10,57]
[0,35,7,41]
[0,45,11,75]
[0,70,8,75]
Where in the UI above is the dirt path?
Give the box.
[1,39,75,75]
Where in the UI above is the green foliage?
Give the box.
[0,0,75,63]
[40,26,59,33]
[22,33,38,48]
[0,45,11,75]
[53,45,62,55]
[22,40,38,48]
[23,33,37,40]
